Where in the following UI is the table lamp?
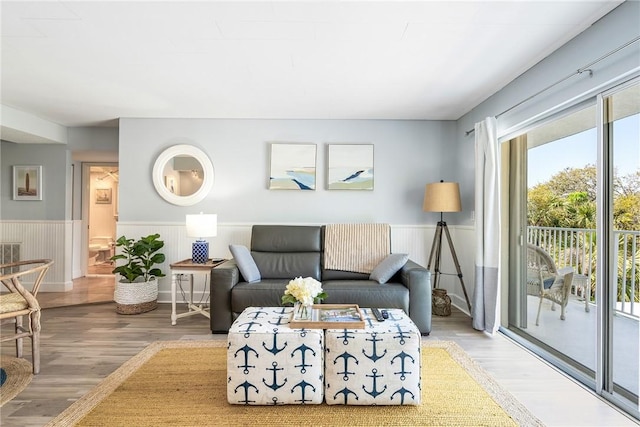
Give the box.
[186,213,217,264]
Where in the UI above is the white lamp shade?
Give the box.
[186,213,217,238]
[423,182,461,213]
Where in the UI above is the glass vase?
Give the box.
[294,302,312,320]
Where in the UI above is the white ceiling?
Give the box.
[0,1,623,129]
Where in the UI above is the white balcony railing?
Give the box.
[527,226,639,318]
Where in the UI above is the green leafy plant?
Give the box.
[110,234,166,283]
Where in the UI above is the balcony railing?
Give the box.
[527,226,639,318]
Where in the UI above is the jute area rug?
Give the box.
[0,356,33,407]
[47,340,543,427]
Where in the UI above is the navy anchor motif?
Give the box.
[391,350,415,380]
[234,344,258,374]
[337,329,355,345]
[262,328,287,355]
[268,396,284,406]
[333,351,358,380]
[392,323,411,345]
[271,307,290,316]
[391,386,416,405]
[238,321,260,338]
[364,316,376,328]
[234,380,259,404]
[291,380,316,404]
[268,315,290,326]
[363,368,386,398]
[246,309,267,320]
[263,361,287,390]
[291,343,316,374]
[362,332,387,362]
[333,387,359,404]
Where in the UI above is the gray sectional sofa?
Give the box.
[210,225,432,334]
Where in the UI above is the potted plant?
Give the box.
[110,233,165,314]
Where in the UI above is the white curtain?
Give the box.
[472,117,501,333]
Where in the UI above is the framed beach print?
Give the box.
[327,144,374,190]
[95,188,112,204]
[269,143,317,190]
[13,165,42,200]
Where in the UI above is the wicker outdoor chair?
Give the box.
[0,259,53,374]
[526,244,573,326]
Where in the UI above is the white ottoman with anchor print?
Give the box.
[324,308,421,405]
[227,306,325,405]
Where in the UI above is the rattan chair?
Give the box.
[0,259,53,374]
[526,244,573,326]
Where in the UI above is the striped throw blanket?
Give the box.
[324,223,391,274]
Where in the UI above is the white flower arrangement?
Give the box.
[282,276,327,307]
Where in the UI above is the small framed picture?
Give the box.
[13,165,43,201]
[327,144,374,190]
[95,188,112,204]
[269,143,317,190]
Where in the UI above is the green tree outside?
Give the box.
[528,166,640,304]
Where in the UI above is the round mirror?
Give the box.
[152,144,214,206]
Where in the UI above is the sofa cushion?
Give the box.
[229,245,261,283]
[370,253,409,284]
[252,252,321,281]
[251,225,322,252]
[322,280,409,313]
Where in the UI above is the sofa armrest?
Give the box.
[400,259,432,335]
[210,260,241,332]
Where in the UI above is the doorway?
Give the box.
[84,164,119,276]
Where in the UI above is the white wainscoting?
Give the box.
[72,220,83,279]
[117,222,475,312]
[0,220,73,291]
[0,220,475,307]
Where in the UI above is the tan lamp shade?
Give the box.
[423,182,461,212]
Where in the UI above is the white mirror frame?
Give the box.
[152,144,214,206]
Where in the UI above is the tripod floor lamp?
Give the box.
[423,181,471,311]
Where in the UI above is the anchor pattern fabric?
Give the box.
[227,306,325,405]
[324,308,422,405]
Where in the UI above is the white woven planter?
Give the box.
[114,277,158,314]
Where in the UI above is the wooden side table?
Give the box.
[169,258,226,325]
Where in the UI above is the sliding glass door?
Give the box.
[603,81,639,409]
[519,102,598,380]
[507,78,639,417]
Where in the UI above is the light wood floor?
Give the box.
[37,275,115,309]
[1,303,637,427]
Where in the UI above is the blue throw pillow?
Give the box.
[370,253,409,284]
[229,244,261,283]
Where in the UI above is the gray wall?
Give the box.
[1,140,69,220]
[455,0,640,224]
[2,2,637,264]
[119,119,457,225]
[1,127,119,222]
